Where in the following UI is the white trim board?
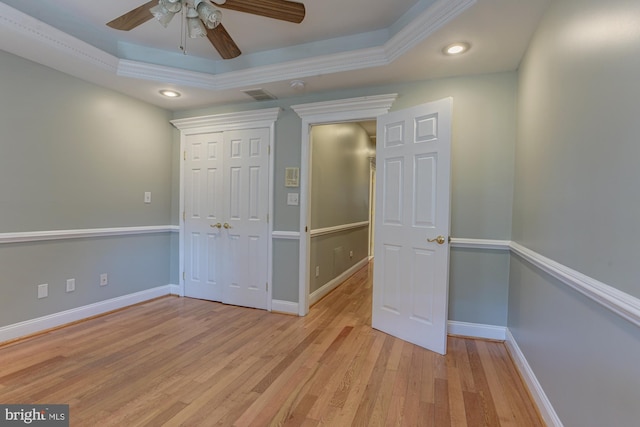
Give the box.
[309,258,370,306]
[271,300,299,315]
[0,285,177,344]
[450,238,510,250]
[447,321,506,341]
[272,231,301,240]
[310,221,369,238]
[505,329,564,427]
[510,242,640,329]
[445,238,640,330]
[0,225,179,244]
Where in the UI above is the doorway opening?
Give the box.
[291,93,397,316]
[307,121,376,306]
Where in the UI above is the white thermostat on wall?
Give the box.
[285,167,300,187]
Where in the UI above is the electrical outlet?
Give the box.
[349,250,354,258]
[66,278,75,293]
[315,266,320,277]
[100,273,108,286]
[38,284,48,299]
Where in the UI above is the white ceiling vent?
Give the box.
[242,88,277,101]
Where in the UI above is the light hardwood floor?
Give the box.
[0,263,543,426]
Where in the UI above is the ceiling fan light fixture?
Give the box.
[196,2,223,29]
[187,14,208,38]
[150,4,177,28]
[160,0,182,13]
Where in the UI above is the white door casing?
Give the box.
[172,108,280,311]
[373,98,452,355]
[291,94,399,316]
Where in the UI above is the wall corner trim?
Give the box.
[505,329,564,427]
[0,285,175,344]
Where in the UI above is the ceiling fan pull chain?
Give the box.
[180,4,188,54]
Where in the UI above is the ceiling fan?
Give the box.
[107,0,306,60]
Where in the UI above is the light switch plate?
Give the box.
[38,284,48,299]
[144,192,151,203]
[287,193,299,206]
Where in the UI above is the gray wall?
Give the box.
[309,123,372,293]
[175,72,517,325]
[0,51,174,327]
[310,123,372,229]
[509,0,640,425]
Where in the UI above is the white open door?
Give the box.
[373,98,452,355]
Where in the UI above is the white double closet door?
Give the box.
[183,128,269,310]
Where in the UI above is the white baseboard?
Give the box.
[505,329,563,427]
[168,284,182,296]
[0,285,174,344]
[309,258,370,306]
[271,299,299,315]
[447,320,506,340]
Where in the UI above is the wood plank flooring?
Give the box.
[0,263,543,426]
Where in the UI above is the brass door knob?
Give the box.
[211,223,222,229]
[427,235,446,245]
[223,223,232,229]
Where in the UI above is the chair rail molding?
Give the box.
[310,221,369,238]
[510,241,640,328]
[0,225,178,244]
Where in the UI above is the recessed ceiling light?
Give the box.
[443,42,470,56]
[159,89,181,98]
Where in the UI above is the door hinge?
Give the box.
[183,151,186,161]
[183,211,186,222]
[266,213,269,223]
[305,226,308,233]
[183,271,186,281]
[268,145,271,155]
[266,282,269,292]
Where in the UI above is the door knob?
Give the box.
[211,223,222,229]
[427,235,446,245]
[223,223,232,229]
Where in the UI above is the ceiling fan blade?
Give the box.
[206,24,242,60]
[107,1,156,31]
[217,0,305,24]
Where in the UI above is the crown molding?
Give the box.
[384,0,476,62]
[0,0,474,92]
[171,107,281,131]
[0,2,118,73]
[291,94,398,119]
